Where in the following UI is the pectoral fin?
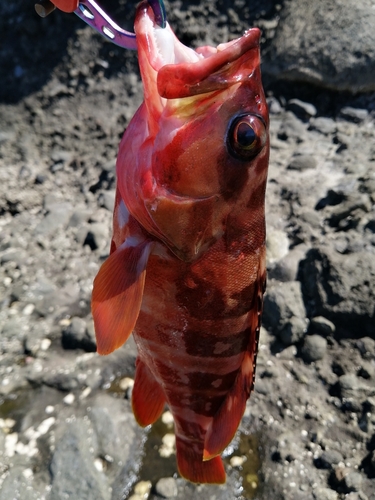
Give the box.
[92,240,152,355]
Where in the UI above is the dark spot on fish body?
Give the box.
[176,272,227,320]
[182,327,251,358]
[230,284,258,316]
[217,150,249,201]
[180,391,225,417]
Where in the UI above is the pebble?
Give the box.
[356,337,375,360]
[301,335,327,362]
[287,99,317,120]
[134,480,152,498]
[266,229,290,264]
[62,316,96,352]
[313,488,339,500]
[343,471,363,493]
[63,393,75,405]
[277,111,308,142]
[309,117,337,135]
[263,280,307,334]
[83,222,108,251]
[315,449,344,469]
[280,316,308,346]
[339,106,368,123]
[154,477,178,499]
[338,374,359,399]
[33,202,73,236]
[287,154,317,170]
[159,433,176,458]
[98,190,115,211]
[310,316,336,336]
[230,455,246,467]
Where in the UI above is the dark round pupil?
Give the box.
[236,122,256,147]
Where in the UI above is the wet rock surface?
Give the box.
[1,1,375,499]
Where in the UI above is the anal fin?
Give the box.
[91,240,152,355]
[132,358,166,426]
[176,436,226,484]
[203,352,254,460]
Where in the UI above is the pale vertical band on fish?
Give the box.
[92,0,269,484]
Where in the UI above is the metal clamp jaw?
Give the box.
[35,0,166,50]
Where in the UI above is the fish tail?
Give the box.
[175,435,226,484]
[132,358,166,426]
[203,351,254,460]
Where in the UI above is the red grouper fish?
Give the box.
[92,0,269,484]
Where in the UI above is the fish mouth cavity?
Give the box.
[140,5,202,70]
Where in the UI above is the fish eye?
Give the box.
[227,114,267,161]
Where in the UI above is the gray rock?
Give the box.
[33,202,73,236]
[0,247,28,265]
[299,249,375,335]
[263,280,309,346]
[343,471,363,493]
[310,316,336,336]
[337,373,374,404]
[339,106,369,123]
[50,419,110,500]
[287,154,317,171]
[277,111,307,142]
[279,316,308,346]
[68,210,89,228]
[356,337,375,360]
[98,190,115,211]
[263,280,307,330]
[286,99,317,120]
[345,493,369,500]
[315,449,344,469]
[338,373,359,399]
[309,117,337,135]
[155,477,178,498]
[266,228,289,265]
[267,96,283,114]
[62,316,96,352]
[263,0,375,92]
[268,244,308,282]
[313,488,338,500]
[301,335,327,362]
[0,466,43,500]
[88,393,142,468]
[83,222,109,251]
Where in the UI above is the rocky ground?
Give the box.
[0,1,374,499]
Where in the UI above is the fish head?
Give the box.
[117,1,269,261]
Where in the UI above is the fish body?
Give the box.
[92,1,269,484]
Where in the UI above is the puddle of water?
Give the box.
[228,433,261,499]
[0,391,30,426]
[127,413,261,498]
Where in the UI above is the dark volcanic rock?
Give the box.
[299,248,375,335]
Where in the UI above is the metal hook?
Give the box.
[35,0,167,50]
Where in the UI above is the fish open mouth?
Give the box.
[135,2,202,71]
[134,1,261,99]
